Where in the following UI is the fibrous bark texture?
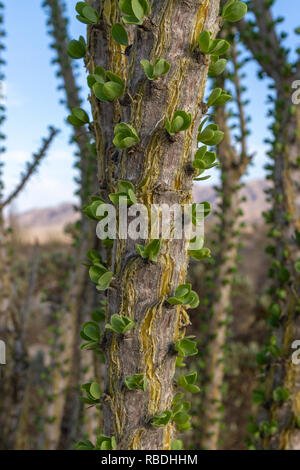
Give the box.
[88,0,221,450]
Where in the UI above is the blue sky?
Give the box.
[2,0,300,212]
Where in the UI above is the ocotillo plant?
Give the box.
[42,0,102,449]
[67,0,248,450]
[0,128,59,450]
[239,0,300,450]
[0,7,58,449]
[199,33,252,450]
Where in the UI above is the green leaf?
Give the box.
[207,88,222,107]
[111,23,129,45]
[67,115,84,127]
[175,337,198,357]
[273,386,290,402]
[97,271,114,290]
[151,410,172,427]
[119,0,133,15]
[75,440,95,450]
[171,440,183,450]
[102,81,124,100]
[165,111,192,135]
[189,247,211,261]
[67,38,86,59]
[105,314,135,334]
[75,2,87,15]
[210,39,231,56]
[252,388,265,405]
[208,58,227,77]
[295,260,300,273]
[72,107,89,124]
[89,382,101,400]
[125,374,147,391]
[132,0,145,21]
[222,1,247,22]
[83,322,101,341]
[95,435,116,450]
[93,83,110,102]
[175,284,191,298]
[172,115,184,133]
[89,265,106,283]
[140,59,154,79]
[113,122,140,149]
[153,59,170,78]
[82,5,99,24]
[197,30,211,54]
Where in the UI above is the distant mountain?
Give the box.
[14,202,79,243]
[193,179,270,223]
[14,179,269,243]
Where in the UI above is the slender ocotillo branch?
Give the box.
[231,40,251,166]
[199,31,252,449]
[1,127,59,209]
[42,0,97,205]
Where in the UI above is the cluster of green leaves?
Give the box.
[88,66,125,102]
[80,321,101,351]
[267,302,281,328]
[113,123,140,149]
[256,336,280,366]
[109,180,137,205]
[67,107,89,127]
[252,387,266,405]
[151,394,192,432]
[80,382,101,405]
[171,394,192,432]
[175,336,198,358]
[273,386,290,402]
[136,239,162,262]
[197,31,230,56]
[125,373,147,391]
[207,88,232,108]
[119,0,149,25]
[76,435,116,450]
[87,250,114,291]
[209,57,227,77]
[198,117,224,146]
[192,145,218,182]
[167,284,199,309]
[75,2,99,24]
[165,111,192,136]
[247,416,278,441]
[177,371,200,394]
[105,314,135,334]
[188,236,211,261]
[151,410,172,427]
[140,59,170,80]
[67,35,86,59]
[82,196,106,221]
